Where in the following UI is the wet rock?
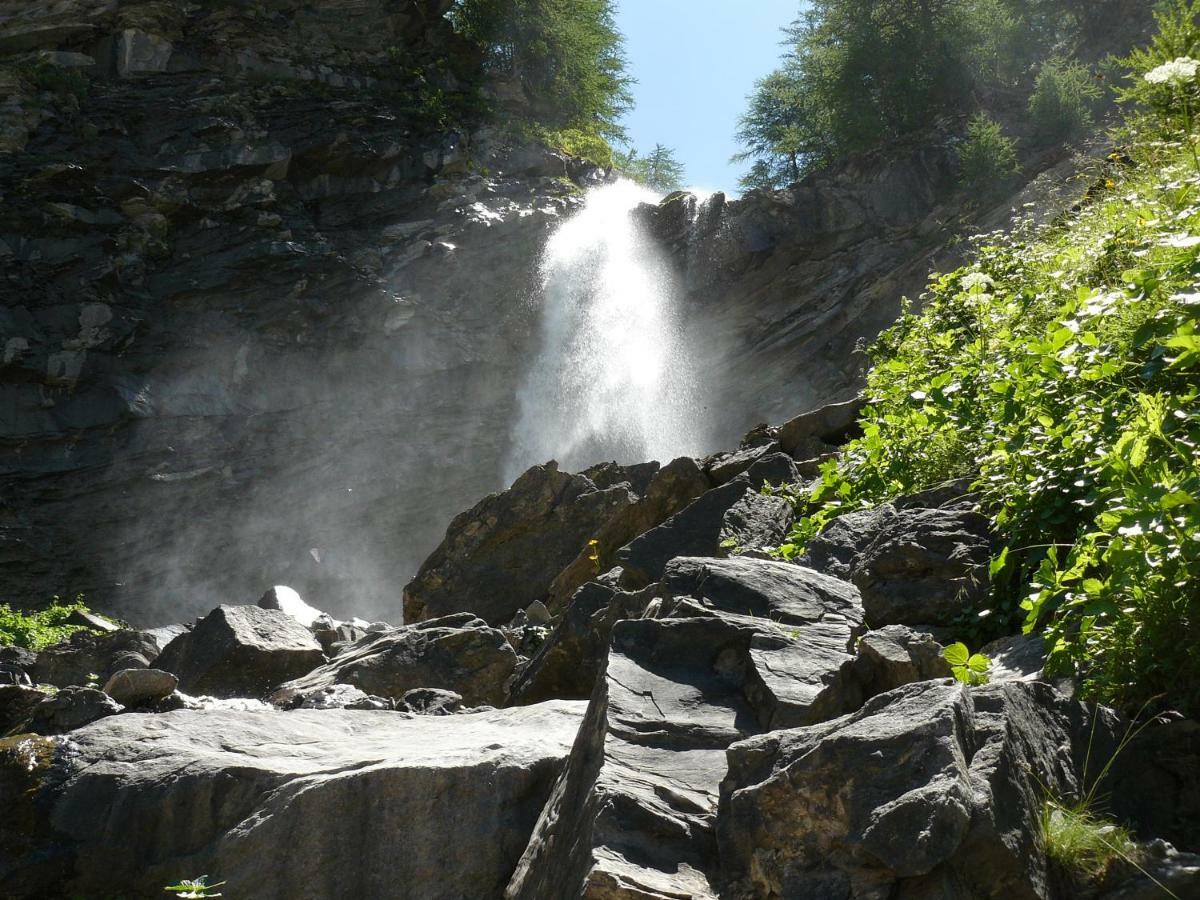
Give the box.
[101,668,178,708]
[32,629,160,688]
[27,686,123,735]
[154,606,325,699]
[853,625,952,697]
[115,30,173,77]
[0,684,45,736]
[616,477,791,589]
[718,680,1107,899]
[402,687,463,715]
[64,610,119,632]
[0,663,31,687]
[258,585,326,629]
[271,616,516,708]
[1092,841,1200,899]
[0,702,586,898]
[292,683,393,711]
[404,462,637,625]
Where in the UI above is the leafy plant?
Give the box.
[770,18,1200,716]
[957,113,1020,189]
[0,596,92,651]
[1042,800,1140,879]
[164,876,225,898]
[943,642,991,685]
[1029,57,1103,143]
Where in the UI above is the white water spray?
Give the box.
[507,181,705,478]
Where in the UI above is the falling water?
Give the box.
[506,181,705,478]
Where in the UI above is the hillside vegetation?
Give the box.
[777,3,1200,717]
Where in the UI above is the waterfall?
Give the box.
[506,181,705,479]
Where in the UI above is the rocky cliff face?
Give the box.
[0,0,602,623]
[0,0,1095,627]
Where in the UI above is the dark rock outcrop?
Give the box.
[25,685,123,735]
[32,628,160,688]
[0,702,586,900]
[616,477,793,589]
[272,615,516,708]
[154,605,325,698]
[404,463,637,626]
[718,680,1111,899]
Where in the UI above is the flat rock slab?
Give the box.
[1,702,586,900]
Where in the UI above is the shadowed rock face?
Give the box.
[0,0,593,625]
[0,702,586,900]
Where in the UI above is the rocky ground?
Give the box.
[2,401,1198,899]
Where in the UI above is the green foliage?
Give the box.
[957,113,1020,189]
[731,0,1131,188]
[617,143,686,192]
[538,127,616,168]
[1118,0,1200,104]
[164,876,225,898]
[943,642,992,684]
[775,121,1200,715]
[1029,57,1104,142]
[0,596,91,651]
[448,0,631,140]
[1042,800,1140,879]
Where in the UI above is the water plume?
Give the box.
[507,181,705,478]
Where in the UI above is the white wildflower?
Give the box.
[959,272,994,292]
[1145,57,1200,86]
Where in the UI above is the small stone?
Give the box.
[525,600,552,626]
[102,668,178,707]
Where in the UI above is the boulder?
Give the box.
[980,633,1048,683]
[546,457,710,611]
[404,462,637,625]
[402,687,463,715]
[25,687,123,736]
[745,451,802,490]
[853,625,952,697]
[0,702,586,899]
[1093,842,1200,899]
[707,445,774,484]
[154,606,325,699]
[506,584,864,899]
[507,582,654,706]
[258,585,326,629]
[718,680,1109,899]
[271,616,516,708]
[616,477,792,589]
[100,668,178,708]
[1110,718,1200,854]
[0,684,45,736]
[32,629,161,688]
[777,396,865,458]
[851,505,993,627]
[0,663,31,687]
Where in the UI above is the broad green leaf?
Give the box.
[943,642,970,667]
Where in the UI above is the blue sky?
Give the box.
[615,0,801,195]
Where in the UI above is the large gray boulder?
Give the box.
[506,572,865,900]
[0,702,586,899]
[802,501,993,628]
[154,606,325,699]
[403,462,637,625]
[271,615,517,708]
[718,680,1110,899]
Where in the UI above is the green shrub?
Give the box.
[773,132,1200,716]
[957,113,1020,189]
[539,127,615,168]
[1029,58,1103,142]
[0,596,92,651]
